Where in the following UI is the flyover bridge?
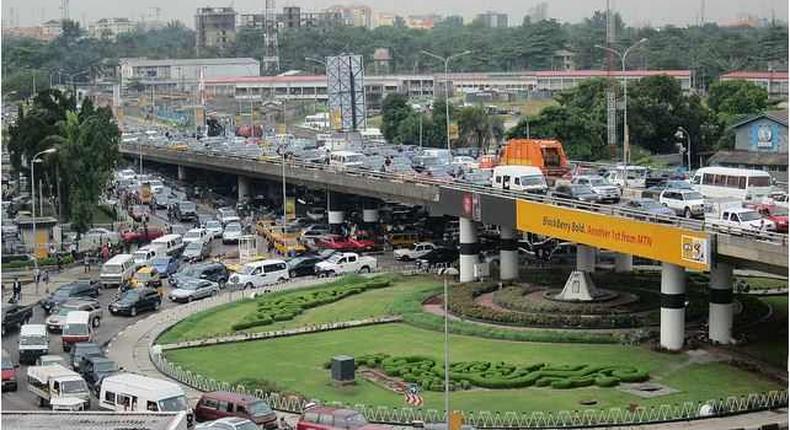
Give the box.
[121,143,788,351]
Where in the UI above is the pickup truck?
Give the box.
[571,175,621,203]
[711,207,776,232]
[315,252,377,276]
[1,304,34,335]
[27,364,90,409]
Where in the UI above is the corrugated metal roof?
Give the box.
[2,411,187,430]
[730,110,789,129]
[720,71,789,81]
[533,70,691,78]
[120,57,260,67]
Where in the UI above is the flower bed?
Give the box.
[338,353,648,392]
[231,276,392,331]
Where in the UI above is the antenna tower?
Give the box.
[61,0,70,21]
[605,0,617,159]
[262,0,280,74]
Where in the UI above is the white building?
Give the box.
[89,18,136,40]
[118,58,261,89]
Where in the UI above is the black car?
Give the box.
[109,287,161,316]
[80,356,119,394]
[551,184,599,203]
[69,342,104,372]
[1,304,33,335]
[175,200,199,222]
[40,280,100,313]
[286,256,323,278]
[169,263,229,289]
[416,248,459,269]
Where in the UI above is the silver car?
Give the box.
[168,279,220,303]
[45,299,103,332]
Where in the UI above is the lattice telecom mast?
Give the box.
[61,0,70,21]
[262,0,280,74]
[605,0,618,159]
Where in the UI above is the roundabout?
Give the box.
[152,273,785,425]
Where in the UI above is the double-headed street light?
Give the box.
[594,38,648,169]
[675,126,692,171]
[420,50,472,162]
[31,148,57,259]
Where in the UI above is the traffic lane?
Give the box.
[1,281,182,411]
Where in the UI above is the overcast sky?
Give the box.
[2,0,787,28]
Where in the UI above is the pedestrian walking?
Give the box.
[12,277,22,303]
[56,253,63,271]
[84,254,91,273]
[33,267,41,295]
[101,243,110,262]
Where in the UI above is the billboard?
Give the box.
[516,200,710,271]
[326,54,366,131]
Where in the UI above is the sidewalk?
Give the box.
[2,265,97,307]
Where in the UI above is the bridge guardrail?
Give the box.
[121,143,788,247]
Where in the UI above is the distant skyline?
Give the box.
[1,0,787,28]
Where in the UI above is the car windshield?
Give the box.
[179,202,196,211]
[56,307,74,316]
[588,178,608,186]
[185,231,201,239]
[520,176,545,186]
[63,323,88,335]
[344,413,369,428]
[179,281,201,291]
[1,357,12,369]
[102,265,123,274]
[668,181,693,189]
[739,211,762,221]
[248,400,273,416]
[326,254,343,264]
[639,200,662,210]
[20,335,47,345]
[151,258,170,266]
[186,242,202,251]
[133,251,149,260]
[683,192,704,200]
[158,395,188,411]
[289,257,306,267]
[121,290,141,300]
[61,380,88,394]
[177,267,197,277]
[570,185,594,195]
[54,287,74,297]
[206,221,220,228]
[94,361,118,372]
[225,224,242,233]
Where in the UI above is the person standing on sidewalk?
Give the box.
[33,267,41,295]
[11,277,21,303]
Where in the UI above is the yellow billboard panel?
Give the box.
[286,197,296,221]
[516,200,710,271]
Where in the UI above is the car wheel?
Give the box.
[289,270,297,278]
[92,317,101,328]
[244,282,253,290]
[278,277,286,283]
[684,208,692,218]
[130,307,137,317]
[359,266,371,274]
[154,301,161,311]
[187,295,193,303]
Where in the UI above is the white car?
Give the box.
[168,279,220,303]
[713,208,776,232]
[217,208,240,226]
[196,417,258,430]
[228,259,289,289]
[183,228,209,245]
[393,242,437,261]
[204,220,223,239]
[659,189,705,219]
[315,252,377,276]
[222,222,243,244]
[306,207,326,221]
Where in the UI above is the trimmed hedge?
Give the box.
[230,276,392,331]
[2,255,75,270]
[352,353,648,392]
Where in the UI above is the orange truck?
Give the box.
[498,139,571,178]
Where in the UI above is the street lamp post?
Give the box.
[30,148,57,260]
[420,50,472,163]
[675,126,692,171]
[594,38,648,170]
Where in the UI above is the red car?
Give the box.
[1,354,17,392]
[121,227,165,244]
[297,406,390,430]
[745,203,788,233]
[315,235,376,252]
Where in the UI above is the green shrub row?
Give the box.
[351,353,648,392]
[2,255,75,270]
[230,276,392,331]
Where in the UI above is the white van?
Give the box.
[183,228,209,245]
[228,259,289,289]
[329,151,365,170]
[691,166,773,200]
[604,165,648,188]
[491,166,548,194]
[132,244,165,269]
[18,324,49,364]
[151,234,185,257]
[61,311,92,352]
[100,373,192,417]
[27,364,90,409]
[100,254,136,288]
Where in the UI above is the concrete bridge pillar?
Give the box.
[459,217,479,283]
[328,192,345,235]
[177,165,187,181]
[614,253,633,272]
[238,176,251,201]
[576,244,596,272]
[660,263,687,351]
[708,262,734,344]
[499,226,518,282]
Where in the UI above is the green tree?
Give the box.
[380,93,414,143]
[457,105,504,154]
[707,80,770,122]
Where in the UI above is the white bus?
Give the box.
[603,165,648,188]
[691,167,773,200]
[491,166,548,194]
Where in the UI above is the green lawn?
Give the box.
[740,296,788,368]
[166,323,781,414]
[158,276,427,344]
[738,277,788,291]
